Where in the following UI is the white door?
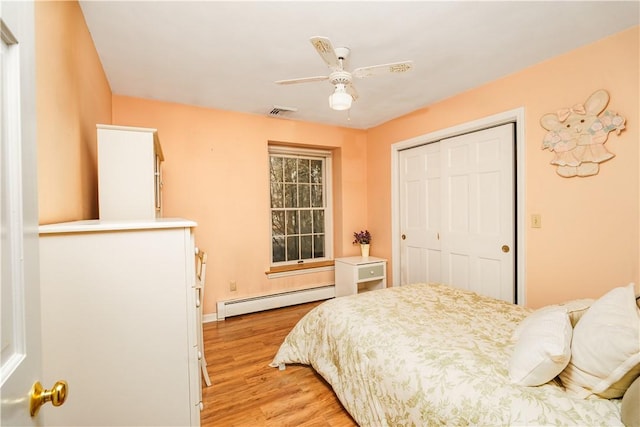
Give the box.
[440,124,515,301]
[1,2,61,425]
[399,124,515,302]
[399,142,442,285]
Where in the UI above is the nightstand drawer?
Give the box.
[357,263,385,281]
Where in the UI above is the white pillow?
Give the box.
[511,298,593,342]
[509,308,572,386]
[559,283,640,398]
[561,298,595,327]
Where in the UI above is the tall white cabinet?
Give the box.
[39,219,201,426]
[97,124,164,220]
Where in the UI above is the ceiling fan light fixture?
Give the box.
[329,84,352,111]
[276,37,413,114]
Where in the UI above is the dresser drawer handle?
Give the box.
[370,270,375,275]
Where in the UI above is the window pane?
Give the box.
[313,210,324,233]
[285,184,297,208]
[298,159,310,183]
[272,211,285,235]
[313,234,325,258]
[300,235,312,259]
[299,184,310,208]
[311,184,323,207]
[284,158,297,182]
[270,182,283,208]
[270,149,329,266]
[286,211,299,235]
[300,210,312,234]
[270,156,283,183]
[310,160,323,184]
[286,236,299,261]
[272,237,285,262]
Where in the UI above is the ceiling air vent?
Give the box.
[269,105,298,117]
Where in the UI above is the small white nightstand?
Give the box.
[334,256,387,297]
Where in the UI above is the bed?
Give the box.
[270,283,630,426]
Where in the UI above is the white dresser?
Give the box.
[39,219,201,426]
[97,124,164,220]
[334,256,387,297]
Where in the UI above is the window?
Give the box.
[269,146,332,266]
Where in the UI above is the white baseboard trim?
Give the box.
[215,284,335,320]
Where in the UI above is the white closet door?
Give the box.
[399,123,515,302]
[441,123,514,302]
[399,143,441,285]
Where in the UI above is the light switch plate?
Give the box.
[531,214,542,228]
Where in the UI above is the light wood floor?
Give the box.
[200,301,357,427]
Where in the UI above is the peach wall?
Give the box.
[35,0,112,224]
[367,26,639,308]
[34,1,637,313]
[112,96,368,316]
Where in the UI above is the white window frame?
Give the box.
[268,145,333,268]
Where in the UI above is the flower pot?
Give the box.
[360,244,370,258]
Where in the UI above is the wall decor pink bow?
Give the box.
[540,89,626,178]
[556,104,586,122]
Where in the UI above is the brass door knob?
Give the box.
[501,245,510,253]
[30,380,68,417]
[401,234,406,240]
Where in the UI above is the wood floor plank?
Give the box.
[200,301,357,426]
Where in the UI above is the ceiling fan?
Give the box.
[275,36,414,111]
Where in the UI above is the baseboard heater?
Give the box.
[216,285,335,320]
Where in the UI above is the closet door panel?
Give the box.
[399,143,441,285]
[441,123,515,302]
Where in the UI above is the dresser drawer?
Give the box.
[357,263,385,281]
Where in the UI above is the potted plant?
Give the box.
[353,230,371,258]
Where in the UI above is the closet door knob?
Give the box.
[501,245,510,253]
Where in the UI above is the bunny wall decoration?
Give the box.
[540,89,626,177]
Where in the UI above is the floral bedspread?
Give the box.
[270,283,622,426]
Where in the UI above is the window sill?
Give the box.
[266,260,335,279]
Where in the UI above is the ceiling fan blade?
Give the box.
[310,36,339,69]
[353,60,414,79]
[347,85,359,102]
[275,76,329,85]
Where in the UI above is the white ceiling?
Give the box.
[79,1,639,130]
